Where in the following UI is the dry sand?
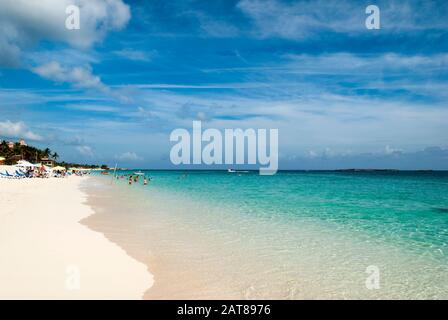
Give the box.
[0,176,153,299]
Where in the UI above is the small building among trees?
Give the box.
[40,157,54,167]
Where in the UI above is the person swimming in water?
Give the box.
[129,175,133,185]
[144,177,148,185]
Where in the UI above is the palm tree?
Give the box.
[52,152,59,162]
[43,148,51,158]
[0,141,8,156]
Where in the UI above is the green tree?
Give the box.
[0,141,9,158]
[42,148,51,158]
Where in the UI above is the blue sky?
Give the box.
[0,0,447,169]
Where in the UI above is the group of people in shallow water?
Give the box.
[116,174,151,186]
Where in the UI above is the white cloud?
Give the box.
[190,11,240,38]
[307,150,318,158]
[32,61,107,91]
[76,145,94,157]
[64,104,120,113]
[115,152,143,161]
[28,48,99,66]
[237,0,448,39]
[0,0,130,66]
[385,145,403,155]
[284,53,448,74]
[113,49,154,62]
[0,120,43,141]
[238,0,324,39]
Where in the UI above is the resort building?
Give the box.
[40,157,54,167]
[1,139,27,149]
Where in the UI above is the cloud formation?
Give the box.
[115,152,143,161]
[76,145,94,157]
[237,0,448,39]
[0,0,130,66]
[282,146,448,170]
[112,49,154,62]
[0,120,42,141]
[32,61,107,91]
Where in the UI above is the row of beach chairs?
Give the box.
[0,168,27,179]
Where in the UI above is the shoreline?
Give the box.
[82,176,245,299]
[0,176,153,299]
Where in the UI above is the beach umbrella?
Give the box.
[16,160,35,167]
[52,166,66,171]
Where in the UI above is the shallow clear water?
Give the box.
[87,171,448,299]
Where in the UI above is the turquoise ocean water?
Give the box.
[90,170,448,299]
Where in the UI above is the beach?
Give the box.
[0,176,153,299]
[1,171,448,299]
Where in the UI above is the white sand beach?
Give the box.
[0,176,153,299]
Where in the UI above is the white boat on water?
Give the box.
[227,169,249,173]
[134,171,145,175]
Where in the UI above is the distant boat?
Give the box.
[101,171,109,175]
[227,169,249,173]
[134,171,145,176]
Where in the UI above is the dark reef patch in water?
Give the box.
[433,207,448,213]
